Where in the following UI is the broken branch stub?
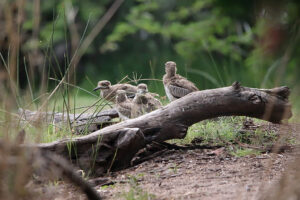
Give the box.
[37,83,292,175]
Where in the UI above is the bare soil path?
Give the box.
[97,148,294,200]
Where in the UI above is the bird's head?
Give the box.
[93,80,111,91]
[165,61,177,77]
[137,83,148,94]
[116,90,127,103]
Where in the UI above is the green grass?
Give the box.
[19,89,167,143]
[0,92,113,143]
[171,117,244,145]
[169,116,295,157]
[230,148,261,157]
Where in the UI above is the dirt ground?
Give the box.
[33,122,300,200]
[32,143,299,200]
[94,148,295,200]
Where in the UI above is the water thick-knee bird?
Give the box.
[114,90,133,120]
[163,61,198,101]
[93,80,137,102]
[137,83,162,112]
[115,90,149,120]
[131,93,149,118]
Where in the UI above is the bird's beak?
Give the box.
[93,86,107,91]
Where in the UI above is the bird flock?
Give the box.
[93,61,199,120]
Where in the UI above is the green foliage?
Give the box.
[175,117,243,145]
[171,117,293,157]
[106,0,253,62]
[100,0,300,95]
[3,0,300,104]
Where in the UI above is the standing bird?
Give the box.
[114,90,133,120]
[131,93,149,118]
[115,90,148,120]
[163,61,198,101]
[137,83,162,112]
[93,80,137,102]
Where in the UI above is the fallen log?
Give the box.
[19,108,119,133]
[38,128,145,175]
[0,140,101,200]
[37,82,292,175]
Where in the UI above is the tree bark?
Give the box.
[38,128,146,176]
[0,140,101,200]
[36,82,292,175]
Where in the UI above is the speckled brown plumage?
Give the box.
[114,90,133,120]
[163,61,198,101]
[137,83,162,112]
[94,80,137,102]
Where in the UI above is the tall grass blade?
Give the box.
[24,57,34,103]
[261,58,281,88]
[187,68,221,88]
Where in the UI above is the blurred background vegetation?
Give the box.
[0,0,299,116]
[1,2,300,199]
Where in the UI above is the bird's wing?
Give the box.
[116,102,132,118]
[168,84,192,98]
[123,101,133,109]
[146,94,162,107]
[131,101,148,118]
[148,99,162,112]
[173,75,199,92]
[121,84,137,98]
[153,98,162,107]
[120,85,129,90]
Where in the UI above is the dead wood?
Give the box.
[43,152,102,200]
[19,108,118,133]
[38,128,146,176]
[0,142,101,200]
[35,83,292,175]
